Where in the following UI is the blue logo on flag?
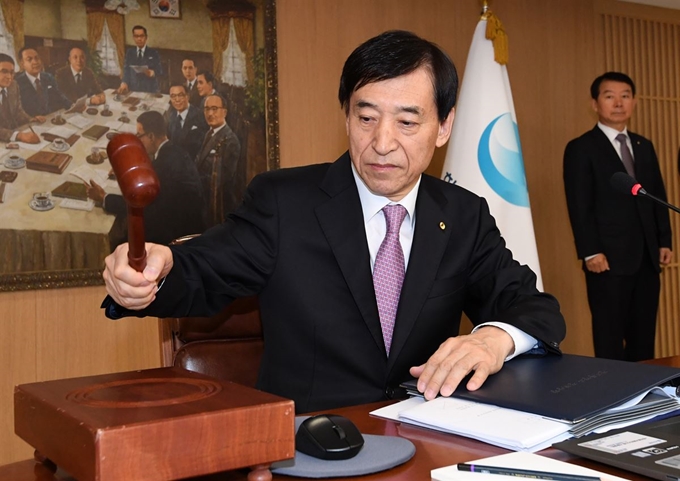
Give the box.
[477,113,529,207]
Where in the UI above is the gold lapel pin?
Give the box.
[439,222,446,230]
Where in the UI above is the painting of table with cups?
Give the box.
[0,90,167,275]
[0,0,279,291]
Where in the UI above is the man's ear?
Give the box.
[435,107,456,148]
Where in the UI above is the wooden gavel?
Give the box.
[107,133,160,272]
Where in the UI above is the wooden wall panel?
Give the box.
[0,287,159,466]
[596,0,680,357]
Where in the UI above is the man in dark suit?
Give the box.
[181,58,202,107]
[55,47,106,105]
[564,71,672,362]
[195,94,242,226]
[165,83,208,161]
[86,110,205,245]
[101,30,565,413]
[118,25,162,94]
[0,53,43,143]
[195,70,224,109]
[15,47,72,117]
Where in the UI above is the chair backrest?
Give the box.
[158,236,263,387]
[159,296,263,387]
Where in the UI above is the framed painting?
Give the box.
[0,0,279,292]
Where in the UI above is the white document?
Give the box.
[431,451,629,481]
[131,65,149,74]
[69,165,110,187]
[59,198,94,211]
[65,114,94,130]
[47,125,78,139]
[398,397,572,452]
[16,138,50,151]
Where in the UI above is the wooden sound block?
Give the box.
[14,367,295,481]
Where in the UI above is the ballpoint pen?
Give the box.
[457,463,601,481]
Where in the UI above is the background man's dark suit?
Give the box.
[187,81,202,107]
[15,71,71,116]
[195,122,242,226]
[0,82,32,141]
[122,47,162,93]
[55,66,103,103]
[102,140,205,245]
[564,126,671,360]
[166,104,208,161]
[109,153,565,413]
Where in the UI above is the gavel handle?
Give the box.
[127,206,147,272]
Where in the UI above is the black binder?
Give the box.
[401,354,680,423]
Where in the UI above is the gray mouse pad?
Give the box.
[271,416,416,478]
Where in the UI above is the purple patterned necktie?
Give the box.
[373,204,408,355]
[616,133,636,178]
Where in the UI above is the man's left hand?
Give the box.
[660,247,673,265]
[409,326,515,401]
[145,69,155,78]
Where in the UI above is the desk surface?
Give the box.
[3,355,677,481]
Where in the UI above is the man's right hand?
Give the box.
[103,242,174,310]
[118,82,129,94]
[585,253,610,273]
[16,131,39,144]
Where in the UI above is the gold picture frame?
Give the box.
[0,0,279,292]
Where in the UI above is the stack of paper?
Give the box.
[431,451,629,481]
[371,387,679,452]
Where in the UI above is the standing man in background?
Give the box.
[118,25,162,94]
[181,58,202,107]
[563,71,672,361]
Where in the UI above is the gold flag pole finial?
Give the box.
[482,2,509,65]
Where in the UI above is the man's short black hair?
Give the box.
[132,25,148,36]
[197,69,215,86]
[338,30,458,122]
[137,110,166,138]
[590,72,636,99]
[0,53,15,66]
[169,82,188,94]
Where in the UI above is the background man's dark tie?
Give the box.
[0,89,13,127]
[75,73,81,85]
[137,49,142,60]
[34,78,44,102]
[616,133,636,178]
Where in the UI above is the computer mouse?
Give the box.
[295,414,365,460]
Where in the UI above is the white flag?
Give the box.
[442,18,543,290]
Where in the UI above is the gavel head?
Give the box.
[106,133,160,208]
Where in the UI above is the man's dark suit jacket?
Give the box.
[186,81,202,107]
[15,71,71,117]
[564,126,672,275]
[122,46,162,93]
[105,152,566,413]
[55,66,103,103]
[195,122,242,226]
[166,104,208,161]
[102,141,205,245]
[0,82,32,142]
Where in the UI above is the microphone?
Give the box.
[610,172,680,214]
